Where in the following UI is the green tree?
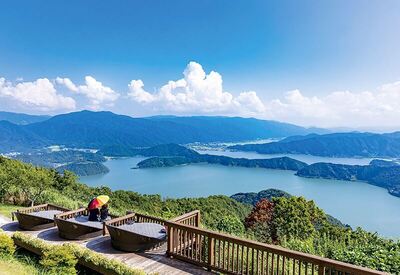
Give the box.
[215,215,245,235]
[271,196,326,241]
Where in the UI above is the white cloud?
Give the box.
[0,77,76,111]
[265,82,400,128]
[57,76,119,110]
[128,61,266,115]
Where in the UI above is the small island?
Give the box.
[134,144,308,171]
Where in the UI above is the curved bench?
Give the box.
[13,203,70,231]
[105,213,167,252]
[55,208,117,240]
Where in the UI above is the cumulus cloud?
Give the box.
[57,76,119,110]
[128,62,266,115]
[265,82,400,128]
[0,77,76,111]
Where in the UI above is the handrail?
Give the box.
[55,208,87,220]
[105,212,136,227]
[164,219,388,275]
[135,213,166,225]
[169,210,200,227]
[16,203,70,215]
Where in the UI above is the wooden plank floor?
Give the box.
[0,218,213,275]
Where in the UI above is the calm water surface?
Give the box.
[81,154,400,238]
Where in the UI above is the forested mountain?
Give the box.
[137,154,307,171]
[296,160,400,197]
[131,144,307,170]
[0,120,48,152]
[0,110,326,152]
[230,132,400,157]
[0,111,50,125]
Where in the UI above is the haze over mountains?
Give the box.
[230,132,400,158]
[0,110,326,153]
[0,111,50,125]
[2,110,400,159]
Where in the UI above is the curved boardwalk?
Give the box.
[0,216,212,275]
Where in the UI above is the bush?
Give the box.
[12,232,51,252]
[215,215,245,235]
[66,244,145,275]
[40,245,77,275]
[12,232,144,275]
[0,232,15,256]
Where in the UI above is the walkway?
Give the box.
[0,217,212,275]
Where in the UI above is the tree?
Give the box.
[244,198,275,228]
[244,199,277,242]
[0,157,54,206]
[19,167,54,206]
[52,170,77,191]
[216,215,245,235]
[271,196,326,242]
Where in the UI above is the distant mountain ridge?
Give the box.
[229,132,400,158]
[0,111,50,125]
[0,120,49,152]
[0,110,327,152]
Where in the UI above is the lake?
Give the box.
[81,152,400,238]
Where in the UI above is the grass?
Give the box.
[0,254,45,275]
[0,203,23,219]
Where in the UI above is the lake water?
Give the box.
[81,153,400,238]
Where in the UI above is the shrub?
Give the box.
[0,232,15,256]
[12,232,51,252]
[12,233,144,275]
[66,244,145,275]
[215,215,245,235]
[40,245,77,275]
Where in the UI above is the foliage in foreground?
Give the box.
[12,232,145,275]
[244,197,400,273]
[0,232,44,275]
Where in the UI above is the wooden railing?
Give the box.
[103,209,386,274]
[135,213,166,225]
[105,212,166,227]
[12,203,70,221]
[165,218,388,275]
[16,203,70,215]
[169,210,200,227]
[55,207,88,220]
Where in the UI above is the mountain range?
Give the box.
[0,111,50,125]
[229,132,400,158]
[0,110,326,153]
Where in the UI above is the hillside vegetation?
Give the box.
[297,160,400,197]
[0,157,399,273]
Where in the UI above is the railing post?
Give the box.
[167,224,173,258]
[196,211,201,227]
[318,263,325,275]
[207,233,214,271]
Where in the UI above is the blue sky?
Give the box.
[1,0,400,129]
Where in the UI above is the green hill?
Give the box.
[230,132,400,157]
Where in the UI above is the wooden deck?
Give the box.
[0,217,212,275]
